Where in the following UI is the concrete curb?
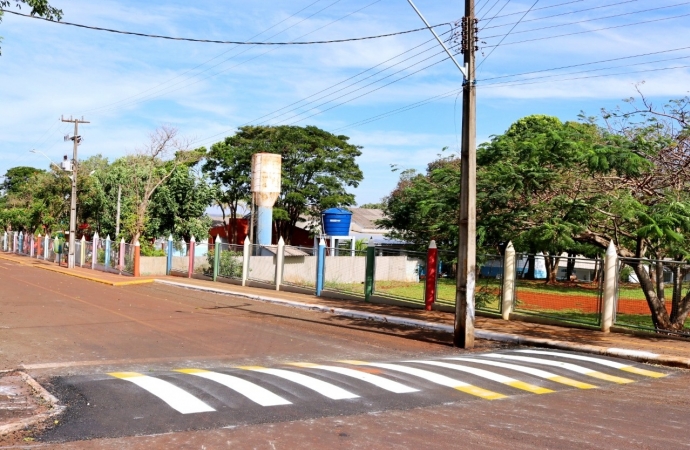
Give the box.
[157,279,690,370]
[0,372,64,436]
[33,264,155,287]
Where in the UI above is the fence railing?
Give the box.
[3,233,688,337]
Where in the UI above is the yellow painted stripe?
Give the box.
[547,375,597,389]
[175,368,208,374]
[288,362,319,368]
[236,365,266,370]
[108,371,145,379]
[505,380,553,394]
[620,366,667,378]
[586,371,634,384]
[455,385,506,400]
[338,360,367,366]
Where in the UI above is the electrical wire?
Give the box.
[0,8,447,45]
[87,0,405,116]
[477,0,539,70]
[482,0,640,30]
[79,0,327,114]
[488,0,583,21]
[482,12,690,48]
[481,2,690,39]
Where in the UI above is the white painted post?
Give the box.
[53,236,59,263]
[2,231,6,252]
[80,236,86,267]
[501,241,516,320]
[242,237,250,286]
[44,235,50,259]
[601,241,618,332]
[92,232,99,270]
[30,234,35,257]
[350,237,356,257]
[330,236,336,258]
[275,237,285,291]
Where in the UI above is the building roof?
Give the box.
[349,208,385,234]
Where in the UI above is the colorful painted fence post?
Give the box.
[2,232,6,252]
[241,237,250,286]
[29,234,35,257]
[166,235,173,276]
[424,240,438,311]
[212,236,220,282]
[133,240,141,277]
[53,236,59,263]
[91,232,99,270]
[13,232,18,253]
[364,238,376,302]
[315,238,326,297]
[601,241,618,332]
[501,241,516,320]
[187,236,195,278]
[80,236,86,267]
[36,234,41,258]
[105,235,112,268]
[44,235,50,259]
[18,232,24,254]
[119,238,125,273]
[275,237,285,291]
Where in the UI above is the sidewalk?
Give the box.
[3,252,690,367]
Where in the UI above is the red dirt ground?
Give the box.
[516,292,662,315]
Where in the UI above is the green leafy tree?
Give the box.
[204,125,363,244]
[147,165,214,242]
[2,166,44,194]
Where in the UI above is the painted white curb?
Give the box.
[155,279,690,369]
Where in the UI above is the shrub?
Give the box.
[207,248,243,278]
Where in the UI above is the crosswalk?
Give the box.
[106,350,668,415]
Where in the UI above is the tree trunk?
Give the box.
[543,253,560,284]
[655,261,665,303]
[566,252,576,279]
[669,265,690,329]
[631,261,672,330]
[525,254,535,280]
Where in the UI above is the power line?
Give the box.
[85,0,407,116]
[482,0,640,30]
[479,0,512,30]
[477,0,539,69]
[482,11,690,48]
[79,0,327,114]
[481,2,690,39]
[251,32,455,126]
[487,0,584,20]
[0,8,448,45]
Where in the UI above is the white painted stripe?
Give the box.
[483,354,598,375]
[446,357,561,379]
[514,350,628,369]
[179,370,291,406]
[111,374,214,414]
[363,362,473,388]
[409,360,516,384]
[303,365,418,394]
[242,368,358,400]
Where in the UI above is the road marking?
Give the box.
[288,363,419,394]
[341,360,506,400]
[483,354,634,384]
[409,360,553,394]
[237,366,358,400]
[175,369,291,406]
[513,350,667,378]
[446,357,596,389]
[108,372,215,414]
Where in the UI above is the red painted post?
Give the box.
[133,241,141,277]
[424,240,438,311]
[187,235,196,278]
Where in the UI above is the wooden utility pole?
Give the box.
[61,115,90,269]
[406,0,476,348]
[455,0,478,348]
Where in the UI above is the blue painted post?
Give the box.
[18,232,24,254]
[316,238,326,296]
[166,235,173,276]
[105,235,111,269]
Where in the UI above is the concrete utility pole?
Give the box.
[61,115,90,269]
[455,0,478,348]
[406,0,477,348]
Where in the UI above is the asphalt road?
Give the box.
[1,260,688,449]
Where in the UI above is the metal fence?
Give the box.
[369,248,425,305]
[322,247,367,297]
[513,254,602,326]
[247,244,276,286]
[281,245,316,290]
[215,243,243,281]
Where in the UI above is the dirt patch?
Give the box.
[0,371,63,446]
[516,292,662,315]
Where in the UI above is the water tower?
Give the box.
[251,153,282,246]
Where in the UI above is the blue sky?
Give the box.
[1,0,689,205]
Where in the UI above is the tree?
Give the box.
[1,166,44,194]
[147,165,214,242]
[204,125,363,244]
[125,126,204,244]
[359,202,384,209]
[0,1,62,55]
[202,136,253,244]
